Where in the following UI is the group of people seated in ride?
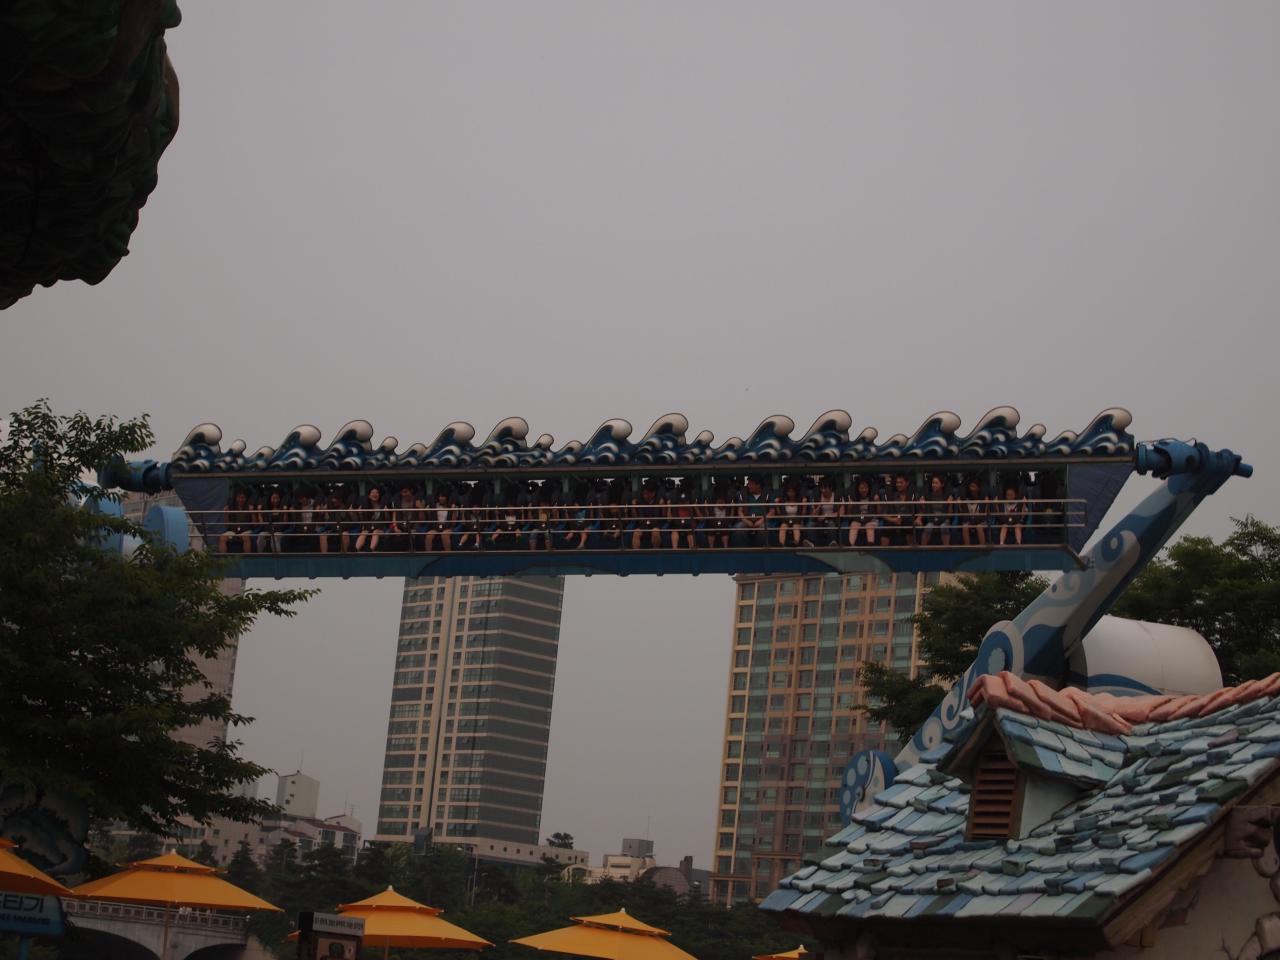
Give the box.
[213,470,1066,554]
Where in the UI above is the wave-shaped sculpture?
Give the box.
[167,408,1135,474]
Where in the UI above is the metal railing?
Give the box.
[63,898,249,934]
[183,497,1086,556]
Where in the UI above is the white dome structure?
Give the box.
[1069,615,1222,697]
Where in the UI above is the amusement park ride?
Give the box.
[101,405,1251,819]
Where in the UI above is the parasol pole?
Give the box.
[16,936,31,960]
[160,902,173,960]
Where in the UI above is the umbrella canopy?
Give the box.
[70,851,281,912]
[0,838,70,897]
[512,908,698,960]
[753,948,810,960]
[286,886,491,950]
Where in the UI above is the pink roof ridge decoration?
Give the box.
[967,671,1280,735]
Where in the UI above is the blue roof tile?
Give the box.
[769,687,1280,929]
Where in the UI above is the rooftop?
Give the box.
[763,672,1280,943]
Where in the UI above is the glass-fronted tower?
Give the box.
[374,576,565,846]
[708,571,941,904]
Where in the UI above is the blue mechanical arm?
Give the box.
[839,440,1252,819]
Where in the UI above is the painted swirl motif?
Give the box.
[839,750,897,822]
[167,407,1135,473]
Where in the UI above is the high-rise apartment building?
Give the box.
[708,571,943,905]
[374,576,565,848]
[122,491,242,750]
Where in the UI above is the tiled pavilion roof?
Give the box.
[762,672,1280,947]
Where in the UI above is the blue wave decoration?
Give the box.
[168,407,1136,474]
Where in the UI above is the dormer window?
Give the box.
[942,707,1106,841]
[967,737,1022,840]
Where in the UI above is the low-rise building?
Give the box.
[570,839,707,896]
[437,834,590,869]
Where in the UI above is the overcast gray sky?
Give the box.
[4,2,1278,868]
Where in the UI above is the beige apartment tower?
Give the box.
[708,571,941,905]
[122,491,243,751]
[374,576,565,846]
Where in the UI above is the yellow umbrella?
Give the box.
[0,839,70,897]
[71,851,281,912]
[70,851,280,960]
[287,885,491,954]
[753,948,810,960]
[512,908,698,960]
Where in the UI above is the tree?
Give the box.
[192,840,218,867]
[545,831,575,849]
[1111,517,1280,685]
[125,831,163,863]
[298,844,363,914]
[863,519,1280,741]
[0,401,312,834]
[353,842,392,890]
[225,839,263,891]
[860,571,1047,741]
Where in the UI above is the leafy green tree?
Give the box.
[353,842,393,891]
[124,831,163,862]
[251,839,305,953]
[0,401,312,834]
[860,571,1047,741]
[1111,517,1280,684]
[226,839,263,891]
[544,831,574,849]
[300,843,364,913]
[192,839,219,866]
[862,519,1280,741]
[403,843,472,914]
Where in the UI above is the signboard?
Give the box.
[296,911,363,960]
[0,891,64,938]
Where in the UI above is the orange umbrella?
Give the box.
[753,948,811,960]
[287,885,491,955]
[512,908,698,960]
[70,851,280,959]
[0,839,70,897]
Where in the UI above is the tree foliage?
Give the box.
[236,839,793,960]
[1111,517,1280,685]
[0,401,312,833]
[544,831,575,849]
[862,519,1280,742]
[861,572,1047,741]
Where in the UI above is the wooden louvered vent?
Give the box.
[967,738,1022,840]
